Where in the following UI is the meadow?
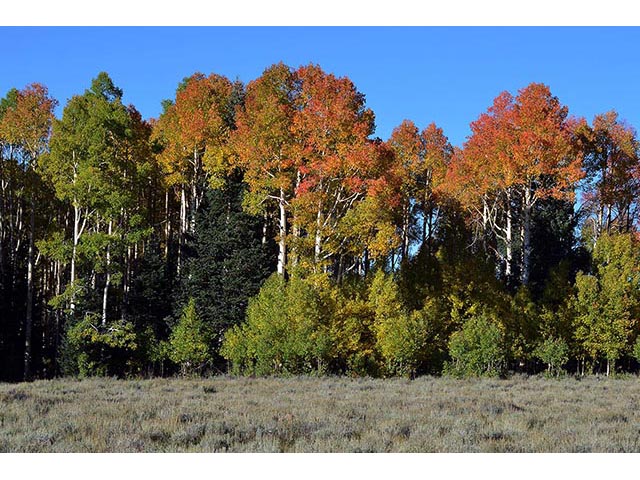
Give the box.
[1,374,640,452]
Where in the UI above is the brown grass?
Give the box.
[1,375,640,452]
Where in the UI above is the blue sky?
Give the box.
[1,27,639,147]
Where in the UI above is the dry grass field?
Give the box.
[1,375,640,452]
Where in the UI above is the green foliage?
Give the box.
[64,314,139,377]
[221,275,286,375]
[180,175,275,367]
[329,284,379,377]
[221,274,333,376]
[370,270,438,377]
[504,287,540,366]
[169,298,212,375]
[534,337,569,376]
[8,66,640,383]
[444,312,506,378]
[375,301,439,378]
[633,337,640,364]
[572,233,640,372]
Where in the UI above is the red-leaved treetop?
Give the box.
[446,83,583,285]
[152,72,234,275]
[580,110,640,241]
[389,120,452,261]
[230,63,299,277]
[290,64,376,272]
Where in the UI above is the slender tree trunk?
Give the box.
[54,258,62,373]
[426,206,434,255]
[190,148,199,234]
[277,188,287,277]
[521,187,532,286]
[102,220,112,327]
[401,201,410,261]
[262,210,268,246]
[123,243,131,320]
[505,189,513,279]
[164,189,170,257]
[314,205,322,268]
[24,192,35,380]
[481,196,490,255]
[70,203,80,314]
[178,185,187,277]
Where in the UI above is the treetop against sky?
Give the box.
[1,27,639,147]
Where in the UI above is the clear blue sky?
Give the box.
[1,27,639,147]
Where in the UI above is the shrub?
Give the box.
[220,274,333,376]
[65,314,139,377]
[633,337,640,365]
[330,294,379,377]
[534,337,569,376]
[375,309,434,378]
[169,298,211,376]
[373,269,440,378]
[444,312,506,377]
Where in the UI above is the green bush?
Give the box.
[633,337,640,365]
[169,298,212,376]
[330,293,379,377]
[371,270,439,378]
[534,337,569,376]
[220,274,333,376]
[375,308,435,378]
[64,314,139,377]
[444,312,506,377]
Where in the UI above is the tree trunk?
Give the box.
[23,193,35,380]
[426,205,435,255]
[54,258,62,374]
[102,219,112,327]
[505,188,513,279]
[164,188,170,257]
[277,188,287,277]
[314,205,322,268]
[190,148,199,234]
[70,203,80,314]
[521,187,532,286]
[123,243,131,320]
[401,201,410,261]
[178,185,187,277]
[262,210,268,246]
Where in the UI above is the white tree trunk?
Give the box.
[262,210,268,246]
[505,189,513,279]
[178,185,187,277]
[164,189,170,257]
[521,187,532,286]
[70,203,81,314]
[102,219,112,327]
[314,206,322,267]
[277,189,287,277]
[190,148,199,234]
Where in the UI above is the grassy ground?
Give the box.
[1,374,640,452]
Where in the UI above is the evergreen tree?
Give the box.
[180,171,276,368]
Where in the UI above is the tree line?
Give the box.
[1,63,639,381]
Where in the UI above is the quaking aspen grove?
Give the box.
[1,64,640,381]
